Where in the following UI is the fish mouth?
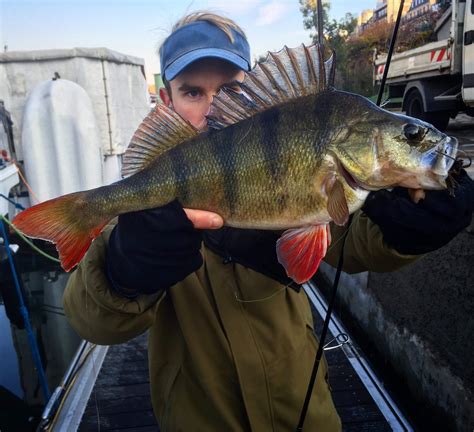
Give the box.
[336,159,372,191]
[429,136,458,176]
[419,135,458,189]
[335,137,459,193]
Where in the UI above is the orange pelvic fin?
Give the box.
[12,193,108,272]
[326,178,349,226]
[276,224,331,284]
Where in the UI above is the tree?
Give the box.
[300,2,445,97]
[344,13,438,96]
[299,0,330,44]
[299,1,358,91]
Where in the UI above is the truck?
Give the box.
[374,0,474,130]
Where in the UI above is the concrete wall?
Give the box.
[318,227,474,431]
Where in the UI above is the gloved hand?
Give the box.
[362,170,474,255]
[106,200,203,296]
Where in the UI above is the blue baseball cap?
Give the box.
[160,21,251,81]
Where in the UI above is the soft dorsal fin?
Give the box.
[207,44,335,130]
[121,104,198,177]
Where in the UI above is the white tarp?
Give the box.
[0,47,150,161]
[22,79,103,204]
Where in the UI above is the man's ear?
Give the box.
[160,87,171,106]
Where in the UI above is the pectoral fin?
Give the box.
[327,178,349,226]
[276,224,331,284]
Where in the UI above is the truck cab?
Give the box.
[374,0,474,130]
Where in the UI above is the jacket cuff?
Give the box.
[106,256,140,299]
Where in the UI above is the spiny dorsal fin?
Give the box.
[121,104,198,177]
[207,44,335,130]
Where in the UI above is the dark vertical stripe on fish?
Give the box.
[169,147,189,203]
[260,108,281,182]
[259,107,289,211]
[210,127,237,216]
[312,93,331,159]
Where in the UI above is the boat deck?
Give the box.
[76,282,411,432]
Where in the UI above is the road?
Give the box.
[446,113,474,178]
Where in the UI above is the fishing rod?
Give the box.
[295,1,405,430]
[317,0,324,46]
[377,0,405,106]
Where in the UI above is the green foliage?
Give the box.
[299,0,331,42]
[299,1,363,94]
[299,1,442,97]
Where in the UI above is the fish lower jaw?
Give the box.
[421,175,448,190]
[396,172,448,190]
[336,160,373,192]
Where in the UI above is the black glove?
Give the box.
[362,170,474,255]
[106,200,203,296]
[203,227,299,289]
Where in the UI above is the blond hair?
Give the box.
[170,11,246,43]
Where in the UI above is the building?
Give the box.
[356,0,441,33]
[358,9,374,27]
[373,2,388,23]
[403,0,438,22]
[386,0,412,23]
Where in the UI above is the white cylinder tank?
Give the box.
[21,79,103,205]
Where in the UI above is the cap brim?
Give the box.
[164,48,250,81]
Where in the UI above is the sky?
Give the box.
[0,0,376,84]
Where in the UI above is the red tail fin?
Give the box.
[12,192,109,272]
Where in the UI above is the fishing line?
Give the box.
[456,150,471,168]
[0,192,25,210]
[44,344,97,431]
[434,149,457,161]
[435,148,472,168]
[296,0,405,429]
[0,213,60,263]
[13,160,41,203]
[8,153,102,429]
[93,370,101,432]
[325,217,354,255]
[296,217,352,432]
[238,117,254,145]
[233,215,354,305]
[41,308,66,317]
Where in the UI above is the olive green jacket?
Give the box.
[63,211,418,431]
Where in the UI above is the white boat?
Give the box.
[0,102,19,216]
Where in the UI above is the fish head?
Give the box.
[331,92,458,192]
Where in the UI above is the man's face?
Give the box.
[160,58,245,131]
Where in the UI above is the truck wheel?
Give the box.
[404,89,450,131]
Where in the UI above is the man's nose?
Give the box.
[208,92,216,103]
[204,93,215,116]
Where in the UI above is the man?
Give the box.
[63,12,474,431]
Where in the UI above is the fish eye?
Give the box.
[403,124,426,143]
